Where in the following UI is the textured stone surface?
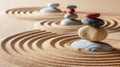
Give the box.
[78,25,108,41]
[71,39,114,52]
[81,18,105,27]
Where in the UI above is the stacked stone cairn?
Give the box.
[60,5,81,26]
[71,13,114,52]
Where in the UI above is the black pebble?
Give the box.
[89,18,104,27]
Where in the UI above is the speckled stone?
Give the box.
[66,5,77,9]
[60,19,81,26]
[81,18,104,27]
[48,3,60,8]
[78,25,108,41]
[64,13,78,19]
[71,39,114,52]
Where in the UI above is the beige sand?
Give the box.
[0,30,120,67]
[1,0,120,66]
[1,7,65,21]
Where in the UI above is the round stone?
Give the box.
[48,3,60,8]
[85,13,100,18]
[81,18,105,27]
[90,18,105,28]
[78,25,108,41]
[66,5,77,9]
[64,13,78,19]
[71,39,114,52]
[66,9,75,14]
[40,7,61,13]
[60,19,81,26]
[81,18,91,25]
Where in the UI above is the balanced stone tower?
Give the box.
[71,13,114,52]
[60,5,81,26]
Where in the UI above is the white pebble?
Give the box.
[81,18,91,25]
[60,19,81,26]
[40,7,61,13]
[48,3,60,8]
[71,39,114,52]
[64,13,78,19]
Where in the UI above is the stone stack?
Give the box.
[71,13,114,52]
[60,5,81,26]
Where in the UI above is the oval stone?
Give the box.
[66,9,75,14]
[71,39,114,52]
[81,18,104,27]
[48,3,59,8]
[85,13,100,18]
[60,19,81,26]
[90,18,105,28]
[40,7,61,13]
[64,13,78,19]
[66,5,77,9]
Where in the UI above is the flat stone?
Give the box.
[66,5,77,9]
[64,13,78,19]
[85,13,100,18]
[66,9,75,14]
[40,7,61,13]
[81,18,104,27]
[48,3,60,8]
[60,19,81,26]
[71,39,114,52]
